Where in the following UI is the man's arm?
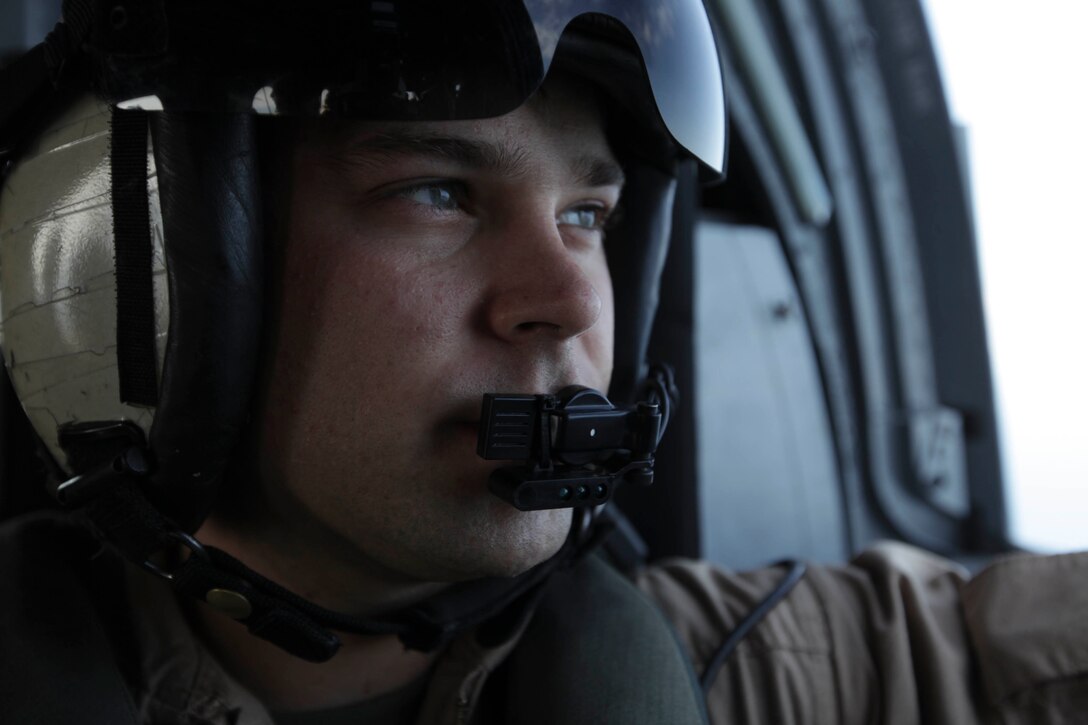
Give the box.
[637,543,1088,724]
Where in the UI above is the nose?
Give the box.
[483,216,605,343]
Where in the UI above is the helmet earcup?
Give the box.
[0,97,265,531]
[0,95,167,476]
[143,110,264,530]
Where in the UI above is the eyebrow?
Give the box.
[339,131,626,189]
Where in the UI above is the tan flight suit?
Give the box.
[639,542,1088,724]
[119,538,1087,724]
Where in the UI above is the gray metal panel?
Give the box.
[695,218,848,569]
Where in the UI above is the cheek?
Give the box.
[585,254,616,389]
[597,259,615,334]
[277,227,476,409]
[258,244,474,492]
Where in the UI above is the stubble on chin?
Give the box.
[374,498,574,582]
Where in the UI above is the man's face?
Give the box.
[252,79,621,585]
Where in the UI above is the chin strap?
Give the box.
[58,454,597,661]
[52,364,676,663]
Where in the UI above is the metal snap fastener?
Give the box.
[205,588,253,620]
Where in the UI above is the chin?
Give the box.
[479,528,569,578]
[416,504,574,582]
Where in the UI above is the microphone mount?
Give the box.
[477,367,674,511]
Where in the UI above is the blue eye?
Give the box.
[558,205,609,230]
[399,182,462,211]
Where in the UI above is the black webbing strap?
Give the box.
[82,475,576,662]
[110,108,159,406]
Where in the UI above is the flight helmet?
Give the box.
[0,0,727,658]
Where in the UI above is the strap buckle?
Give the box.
[55,445,151,507]
[139,529,208,581]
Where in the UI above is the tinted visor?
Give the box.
[95,0,725,173]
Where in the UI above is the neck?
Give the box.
[188,515,445,710]
[190,602,438,711]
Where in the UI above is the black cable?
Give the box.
[641,362,678,446]
[699,560,808,694]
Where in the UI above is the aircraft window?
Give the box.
[923,0,1088,552]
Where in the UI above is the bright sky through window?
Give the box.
[922,0,1088,552]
